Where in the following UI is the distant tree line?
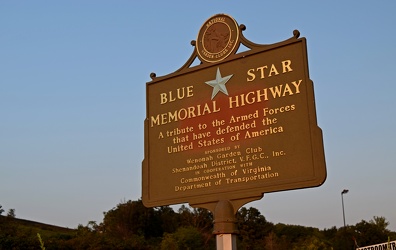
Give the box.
[0,200,395,249]
[0,205,15,218]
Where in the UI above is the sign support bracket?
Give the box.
[191,195,264,250]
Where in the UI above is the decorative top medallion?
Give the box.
[196,14,240,63]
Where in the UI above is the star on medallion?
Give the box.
[205,68,233,100]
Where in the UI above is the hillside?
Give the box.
[0,215,76,249]
[1,215,75,233]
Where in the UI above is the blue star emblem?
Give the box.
[205,67,233,100]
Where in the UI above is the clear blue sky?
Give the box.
[1,1,395,231]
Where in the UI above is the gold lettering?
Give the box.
[256,89,268,102]
[282,84,293,96]
[229,80,301,109]
[245,91,256,105]
[206,17,226,27]
[291,80,302,93]
[268,64,279,77]
[257,66,268,79]
[246,68,255,82]
[151,115,160,127]
[187,106,196,118]
[282,60,292,73]
[167,110,178,123]
[229,95,239,108]
[269,85,282,98]
[225,172,279,184]
[159,86,194,104]
[263,104,296,116]
[151,101,220,127]
[229,110,258,123]
[244,126,284,139]
[247,59,293,82]
[160,93,167,104]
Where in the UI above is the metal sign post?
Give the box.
[191,197,263,250]
[213,200,238,250]
[217,234,237,250]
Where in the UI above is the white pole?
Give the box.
[216,234,237,250]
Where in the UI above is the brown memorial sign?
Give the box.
[142,14,326,207]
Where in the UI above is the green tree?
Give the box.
[178,205,214,245]
[332,226,357,250]
[157,205,179,234]
[175,226,205,249]
[237,207,273,249]
[264,231,282,250]
[354,217,390,247]
[272,223,329,249]
[322,226,337,243]
[7,208,15,218]
[161,233,179,250]
[0,205,4,215]
[102,199,163,240]
[370,216,390,233]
